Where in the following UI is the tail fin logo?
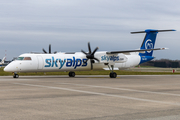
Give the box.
[145,39,153,53]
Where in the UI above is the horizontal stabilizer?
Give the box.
[106,48,168,54]
[131,29,176,34]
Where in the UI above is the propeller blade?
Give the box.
[42,48,47,53]
[84,58,89,63]
[88,42,92,54]
[92,47,99,55]
[82,42,100,69]
[94,57,99,62]
[90,59,93,70]
[49,44,51,54]
[81,50,87,55]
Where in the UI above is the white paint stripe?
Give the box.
[13,83,180,106]
[0,79,38,81]
[135,83,180,87]
[58,83,180,97]
[0,88,46,91]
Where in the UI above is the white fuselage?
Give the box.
[4,51,141,73]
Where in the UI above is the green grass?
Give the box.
[1,67,180,76]
[135,66,159,68]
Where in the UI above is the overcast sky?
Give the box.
[0,0,179,60]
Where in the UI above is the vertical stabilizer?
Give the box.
[140,30,158,56]
[1,57,6,64]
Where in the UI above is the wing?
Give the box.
[106,48,168,54]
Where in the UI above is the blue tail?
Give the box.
[131,29,175,64]
[139,29,158,56]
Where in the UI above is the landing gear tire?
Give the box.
[109,72,117,78]
[69,71,75,77]
[13,73,19,78]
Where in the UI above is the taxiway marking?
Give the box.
[13,82,180,106]
[58,83,180,97]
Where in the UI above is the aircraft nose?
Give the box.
[4,65,11,72]
[4,62,16,72]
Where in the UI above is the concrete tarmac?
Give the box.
[0,75,180,120]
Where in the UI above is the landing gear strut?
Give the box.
[13,73,19,78]
[69,71,75,77]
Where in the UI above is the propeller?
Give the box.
[42,44,57,54]
[81,42,99,70]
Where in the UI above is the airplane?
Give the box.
[4,29,175,78]
[0,57,6,67]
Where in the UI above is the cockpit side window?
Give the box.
[24,57,32,60]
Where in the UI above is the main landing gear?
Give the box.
[106,64,117,78]
[69,71,75,77]
[13,73,19,78]
[109,72,117,78]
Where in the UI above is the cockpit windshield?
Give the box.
[16,57,32,60]
[16,57,24,60]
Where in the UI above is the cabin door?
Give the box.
[37,56,43,69]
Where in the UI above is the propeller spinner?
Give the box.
[81,42,99,70]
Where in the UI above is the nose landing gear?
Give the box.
[13,73,19,78]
